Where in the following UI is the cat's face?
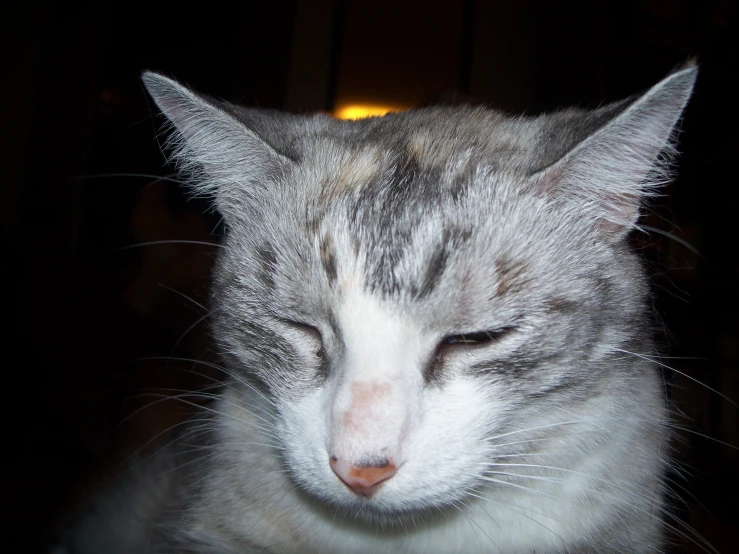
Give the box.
[208,136,641,518]
[142,67,695,521]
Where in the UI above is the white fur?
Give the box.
[209,286,667,552]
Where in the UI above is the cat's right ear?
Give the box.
[141,71,294,223]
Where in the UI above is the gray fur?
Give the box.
[61,65,696,553]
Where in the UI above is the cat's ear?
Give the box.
[530,64,697,239]
[141,71,294,221]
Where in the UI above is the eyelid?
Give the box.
[279,319,322,340]
[279,319,325,359]
[440,326,516,348]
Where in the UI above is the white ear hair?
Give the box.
[531,65,697,238]
[142,71,294,222]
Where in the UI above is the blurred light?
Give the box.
[334,104,405,120]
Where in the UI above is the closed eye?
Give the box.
[441,327,515,348]
[426,326,519,381]
[281,320,324,359]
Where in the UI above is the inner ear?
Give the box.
[141,71,295,224]
[527,65,696,241]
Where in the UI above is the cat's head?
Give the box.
[143,66,695,521]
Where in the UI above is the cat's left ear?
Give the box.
[530,64,697,239]
[141,71,295,223]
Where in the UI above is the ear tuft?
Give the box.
[141,71,292,222]
[531,65,697,239]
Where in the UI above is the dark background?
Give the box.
[2,0,737,551]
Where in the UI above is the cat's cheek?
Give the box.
[276,390,338,497]
[278,375,501,511]
[393,377,505,500]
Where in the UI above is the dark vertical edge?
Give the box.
[458,0,475,95]
[325,0,347,112]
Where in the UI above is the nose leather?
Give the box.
[330,456,397,496]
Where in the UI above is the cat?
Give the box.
[62,63,697,553]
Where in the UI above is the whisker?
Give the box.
[455,499,500,552]
[490,413,738,451]
[135,393,276,437]
[465,489,572,549]
[135,356,277,409]
[614,348,739,410]
[157,283,208,312]
[123,420,215,471]
[168,309,218,357]
[636,224,701,256]
[477,475,556,499]
[116,239,224,251]
[480,461,718,554]
[243,481,301,536]
[72,172,185,185]
[142,388,277,433]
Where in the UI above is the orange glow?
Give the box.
[333,104,405,120]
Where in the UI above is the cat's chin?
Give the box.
[299,484,458,529]
[288,469,468,529]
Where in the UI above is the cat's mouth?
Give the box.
[286,446,480,526]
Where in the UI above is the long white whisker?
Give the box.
[481,461,718,554]
[465,489,572,549]
[157,283,208,312]
[135,393,276,437]
[168,309,218,356]
[123,420,215,470]
[455,499,500,552]
[637,224,701,256]
[136,356,277,409]
[614,348,739,410]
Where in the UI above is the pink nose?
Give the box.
[330,456,397,496]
